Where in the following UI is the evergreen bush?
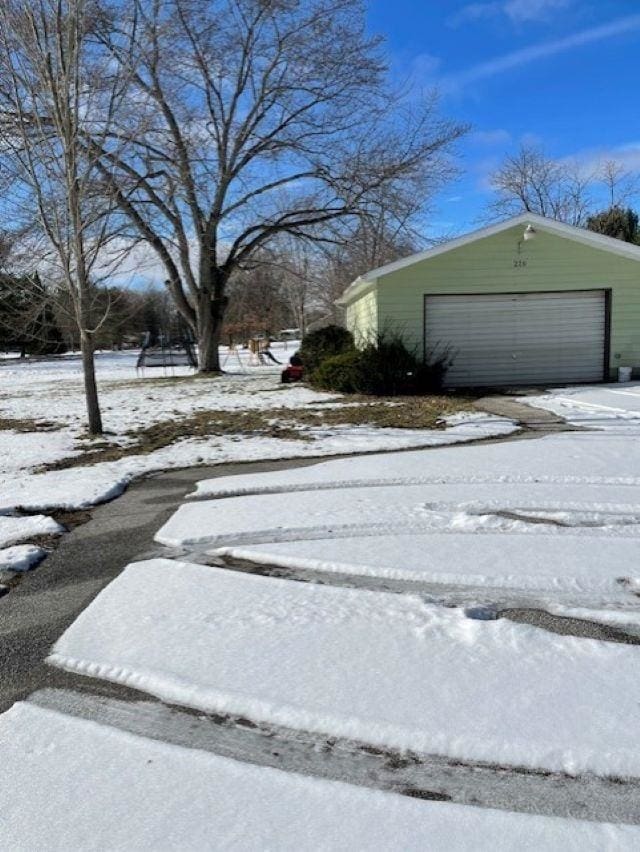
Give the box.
[310,332,453,396]
[299,325,355,374]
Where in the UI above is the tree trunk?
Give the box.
[196,293,226,373]
[80,331,103,435]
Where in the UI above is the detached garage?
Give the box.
[337,213,640,387]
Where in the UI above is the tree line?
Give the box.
[489,145,640,242]
[0,278,176,355]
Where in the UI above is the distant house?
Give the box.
[336,213,640,387]
[279,328,301,341]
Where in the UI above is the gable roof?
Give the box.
[336,212,640,306]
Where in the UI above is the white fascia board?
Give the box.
[335,276,377,307]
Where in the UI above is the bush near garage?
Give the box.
[298,325,355,374]
[311,333,453,396]
[310,349,365,393]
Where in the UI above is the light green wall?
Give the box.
[345,285,378,344]
[346,225,640,377]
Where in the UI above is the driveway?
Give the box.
[2,384,640,847]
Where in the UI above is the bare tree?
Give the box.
[488,145,593,226]
[85,0,465,372]
[312,198,419,323]
[0,0,127,433]
[600,160,639,208]
[260,237,325,337]
[223,259,291,341]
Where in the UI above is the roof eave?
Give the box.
[335,276,376,306]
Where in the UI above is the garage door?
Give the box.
[424,290,607,387]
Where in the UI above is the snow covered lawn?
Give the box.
[0,515,62,577]
[3,701,636,852]
[0,349,515,571]
[0,513,63,547]
[0,544,46,573]
[50,559,640,778]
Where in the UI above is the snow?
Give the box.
[2,702,635,852]
[0,346,334,435]
[160,481,640,548]
[193,430,640,498]
[49,559,640,778]
[0,544,46,572]
[0,513,63,547]
[0,430,80,474]
[0,414,513,515]
[0,349,329,447]
[213,533,640,596]
[180,427,640,607]
[0,512,61,572]
[523,383,640,433]
[0,350,515,516]
[160,441,640,606]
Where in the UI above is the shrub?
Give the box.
[357,335,417,395]
[299,325,355,374]
[311,333,454,396]
[311,349,365,393]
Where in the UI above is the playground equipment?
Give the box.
[136,330,197,374]
[221,343,246,372]
[247,337,282,366]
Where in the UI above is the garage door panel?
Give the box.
[425,290,606,387]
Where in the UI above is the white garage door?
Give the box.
[425,290,607,387]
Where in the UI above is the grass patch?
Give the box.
[100,371,235,393]
[0,416,63,432]
[38,393,474,472]
[50,508,93,530]
[290,395,475,429]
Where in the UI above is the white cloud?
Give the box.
[450,0,573,27]
[408,52,442,87]
[449,2,502,26]
[441,14,640,91]
[471,129,513,146]
[568,142,640,176]
[503,0,573,24]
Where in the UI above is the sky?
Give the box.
[366,0,640,239]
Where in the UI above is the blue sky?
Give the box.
[367,1,640,238]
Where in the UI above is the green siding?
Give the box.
[366,225,640,377]
[345,285,378,344]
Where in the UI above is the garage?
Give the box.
[424,290,608,387]
[338,212,640,386]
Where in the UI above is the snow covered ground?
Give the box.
[176,429,640,609]
[3,701,636,852]
[213,534,640,597]
[6,377,640,844]
[50,559,640,778]
[524,382,640,433]
[0,348,515,571]
[0,513,63,548]
[0,544,46,573]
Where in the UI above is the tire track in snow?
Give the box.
[189,474,640,501]
[29,687,640,826]
[159,513,640,552]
